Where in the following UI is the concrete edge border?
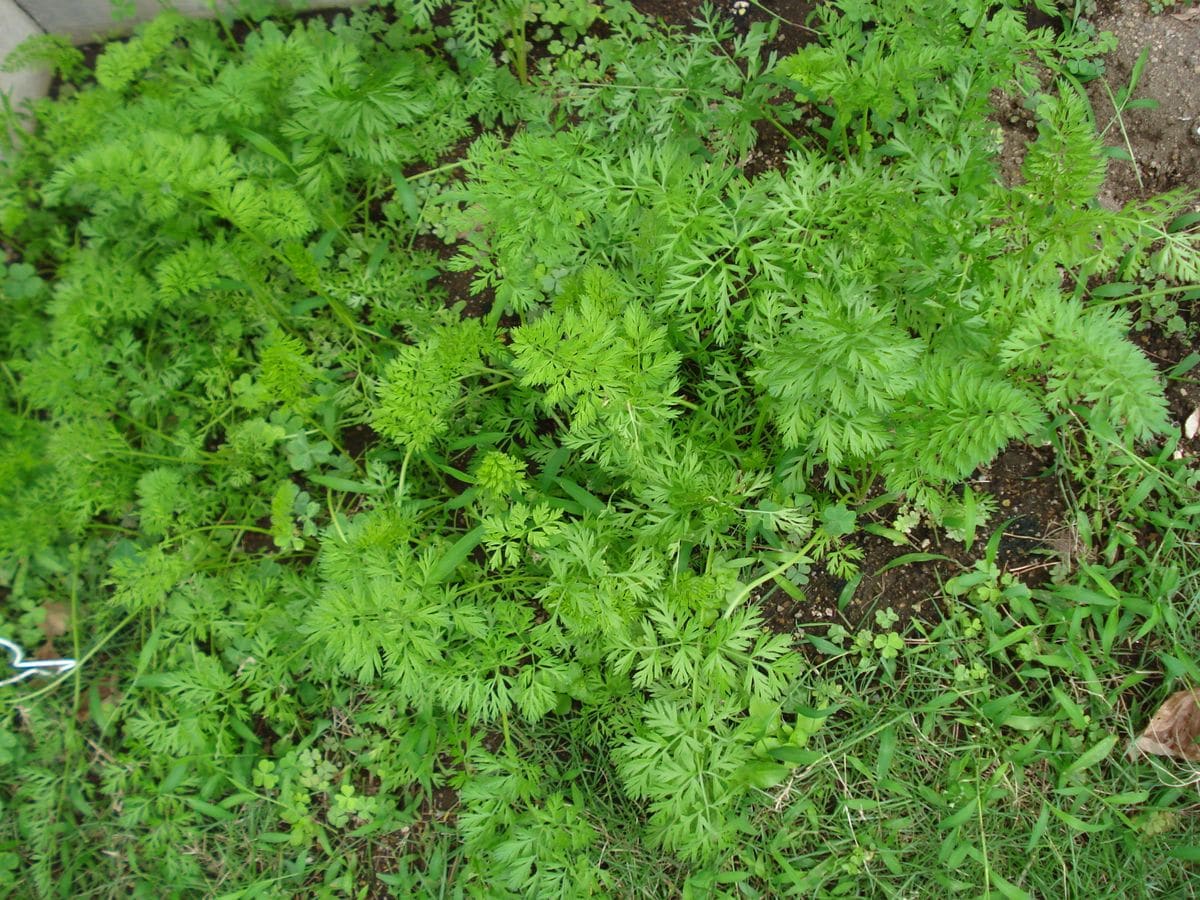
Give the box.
[1,1,365,112]
[1,1,51,112]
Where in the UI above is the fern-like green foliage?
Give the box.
[0,411,62,559]
[884,357,1046,512]
[94,12,184,91]
[1000,293,1169,440]
[283,42,433,165]
[0,0,1197,894]
[1022,89,1106,203]
[608,581,798,704]
[511,277,682,466]
[753,281,922,465]
[372,318,496,452]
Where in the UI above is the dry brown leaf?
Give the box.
[1134,688,1200,761]
[32,640,62,661]
[37,601,71,639]
[1170,8,1200,22]
[1185,407,1200,441]
[76,675,122,725]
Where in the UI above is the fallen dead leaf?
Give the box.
[1185,407,1200,441]
[1171,8,1199,22]
[77,675,122,725]
[1133,688,1200,762]
[32,640,62,661]
[37,601,71,639]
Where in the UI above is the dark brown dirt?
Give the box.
[992,86,1044,189]
[762,445,1069,637]
[1133,299,1200,460]
[412,230,494,320]
[1086,3,1200,208]
[342,423,381,460]
[633,0,820,59]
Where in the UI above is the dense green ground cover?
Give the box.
[1,0,1199,895]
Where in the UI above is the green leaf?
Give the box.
[1047,804,1108,833]
[387,168,422,223]
[944,569,993,595]
[183,796,235,821]
[158,762,190,795]
[876,726,897,781]
[1106,790,1149,806]
[792,704,839,719]
[1061,735,1117,781]
[939,798,978,830]
[772,574,807,602]
[767,746,823,765]
[1167,211,1200,234]
[232,127,294,169]
[308,474,385,494]
[820,503,857,538]
[735,760,791,789]
[1053,584,1118,609]
[1168,352,1200,378]
[715,869,754,884]
[428,526,485,584]
[1090,282,1136,298]
[873,552,952,576]
[862,523,909,543]
[990,868,1032,900]
[554,477,606,515]
[1129,47,1150,92]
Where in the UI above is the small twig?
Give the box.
[1008,561,1056,576]
[747,0,820,34]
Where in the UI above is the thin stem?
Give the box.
[166,522,276,543]
[1092,283,1199,308]
[118,448,226,466]
[555,81,692,93]
[762,113,802,148]
[328,486,348,544]
[1101,81,1144,191]
[397,446,414,500]
[111,409,218,460]
[409,159,468,181]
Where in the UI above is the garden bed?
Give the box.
[1,1,1198,896]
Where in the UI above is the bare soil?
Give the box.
[1087,2,1200,207]
[771,445,1070,637]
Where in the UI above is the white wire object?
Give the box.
[0,636,77,687]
